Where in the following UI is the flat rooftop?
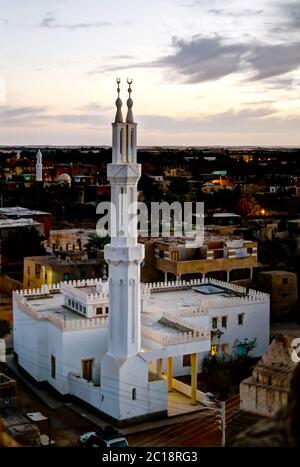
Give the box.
[26,293,89,321]
[25,255,99,266]
[0,218,41,229]
[139,233,252,246]
[0,206,50,216]
[142,286,246,318]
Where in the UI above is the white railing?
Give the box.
[141,325,209,345]
[62,316,108,330]
[161,312,210,338]
[14,292,108,331]
[143,278,269,303]
[15,278,107,297]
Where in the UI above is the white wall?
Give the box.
[208,302,270,357]
[13,301,109,395]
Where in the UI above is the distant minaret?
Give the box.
[36,149,43,182]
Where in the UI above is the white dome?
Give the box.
[58,173,72,184]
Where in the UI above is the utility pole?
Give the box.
[220,401,226,447]
[216,400,226,447]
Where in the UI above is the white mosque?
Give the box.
[13,81,270,424]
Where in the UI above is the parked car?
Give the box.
[80,426,129,447]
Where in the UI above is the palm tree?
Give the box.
[85,233,110,258]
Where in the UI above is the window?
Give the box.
[27,266,30,276]
[51,355,56,379]
[72,300,74,308]
[282,277,288,285]
[238,314,244,325]
[221,316,227,328]
[82,359,94,381]
[75,302,78,310]
[63,273,70,281]
[68,299,71,306]
[96,307,102,315]
[171,251,179,261]
[221,344,229,353]
[105,307,109,315]
[83,306,86,314]
[132,388,137,400]
[211,345,218,356]
[159,250,164,258]
[35,264,41,279]
[183,354,191,367]
[79,304,82,311]
[212,317,218,329]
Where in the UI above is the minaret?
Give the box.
[36,149,43,182]
[100,80,155,421]
[104,78,144,358]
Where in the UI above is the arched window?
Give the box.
[132,388,137,400]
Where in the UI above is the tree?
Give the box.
[0,320,10,339]
[85,233,110,258]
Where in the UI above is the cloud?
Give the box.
[0,106,47,126]
[103,34,300,84]
[248,42,300,80]
[39,13,128,30]
[45,113,106,125]
[138,107,300,135]
[155,36,248,83]
[77,102,110,113]
[0,105,107,128]
[208,8,264,17]
[277,1,300,31]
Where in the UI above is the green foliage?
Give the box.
[0,320,10,339]
[201,339,257,397]
[85,233,110,258]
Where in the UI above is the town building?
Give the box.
[141,234,257,284]
[23,251,106,289]
[240,335,295,417]
[257,271,298,317]
[0,218,44,276]
[47,228,96,252]
[0,207,52,239]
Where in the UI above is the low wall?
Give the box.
[172,378,211,406]
[68,373,100,409]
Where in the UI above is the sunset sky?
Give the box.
[0,0,300,146]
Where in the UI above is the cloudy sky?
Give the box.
[0,0,300,146]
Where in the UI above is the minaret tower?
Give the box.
[100,79,153,421]
[36,149,43,182]
[104,78,144,358]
